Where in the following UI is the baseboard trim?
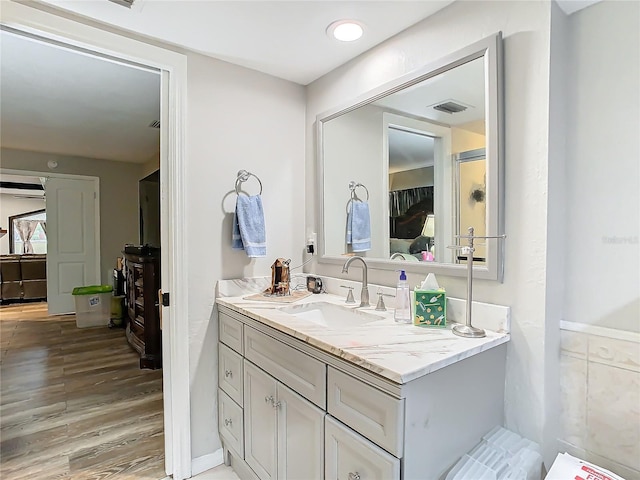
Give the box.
[191,449,224,477]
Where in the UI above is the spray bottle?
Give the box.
[394,270,412,324]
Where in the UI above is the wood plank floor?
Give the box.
[0,302,165,479]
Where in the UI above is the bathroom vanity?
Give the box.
[216,291,509,480]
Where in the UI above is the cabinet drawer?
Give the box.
[219,343,243,405]
[244,326,326,408]
[325,416,400,480]
[327,367,404,457]
[220,311,243,354]
[219,389,244,458]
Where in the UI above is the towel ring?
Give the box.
[235,170,263,196]
[349,180,369,201]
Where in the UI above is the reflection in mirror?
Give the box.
[383,57,486,265]
[456,148,487,263]
[317,33,504,280]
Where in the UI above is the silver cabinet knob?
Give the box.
[348,473,361,480]
[224,369,232,378]
[273,401,282,409]
[265,395,274,404]
[224,418,232,427]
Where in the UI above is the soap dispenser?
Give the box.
[394,270,411,324]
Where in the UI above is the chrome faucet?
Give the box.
[342,257,370,307]
[390,252,406,260]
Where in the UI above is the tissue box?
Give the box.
[414,289,446,327]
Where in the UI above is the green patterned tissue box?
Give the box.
[414,289,446,327]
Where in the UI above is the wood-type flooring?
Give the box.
[0,302,165,479]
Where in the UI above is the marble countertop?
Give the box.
[216,278,510,384]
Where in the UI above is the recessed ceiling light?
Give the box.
[327,20,364,42]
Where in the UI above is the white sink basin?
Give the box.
[279,301,383,328]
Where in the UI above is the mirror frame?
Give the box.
[316,32,504,281]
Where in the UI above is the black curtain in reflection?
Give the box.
[389,187,433,239]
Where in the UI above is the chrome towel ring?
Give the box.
[349,180,369,201]
[235,170,263,196]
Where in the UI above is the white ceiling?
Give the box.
[0,30,161,164]
[374,55,485,127]
[388,129,434,174]
[556,0,602,15]
[0,0,601,165]
[36,0,455,85]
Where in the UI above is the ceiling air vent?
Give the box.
[108,0,135,8]
[148,120,160,129]
[432,101,468,114]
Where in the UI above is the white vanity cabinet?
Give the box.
[217,305,507,480]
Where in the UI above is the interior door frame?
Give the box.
[0,3,191,479]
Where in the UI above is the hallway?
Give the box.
[0,302,165,479]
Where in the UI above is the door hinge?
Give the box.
[162,292,170,307]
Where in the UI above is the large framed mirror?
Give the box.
[316,33,504,281]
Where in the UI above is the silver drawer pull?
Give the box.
[224,418,232,427]
[224,369,233,378]
[348,473,361,480]
[273,401,281,409]
[265,395,274,404]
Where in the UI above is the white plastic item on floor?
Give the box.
[74,292,112,328]
[445,426,542,480]
[545,452,626,480]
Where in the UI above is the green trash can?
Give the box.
[72,285,113,328]
[110,295,126,327]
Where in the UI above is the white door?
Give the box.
[244,362,277,480]
[277,382,325,480]
[45,176,100,315]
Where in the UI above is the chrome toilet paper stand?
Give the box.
[449,227,506,338]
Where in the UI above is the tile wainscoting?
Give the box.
[559,321,640,480]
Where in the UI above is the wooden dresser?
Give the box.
[123,247,161,369]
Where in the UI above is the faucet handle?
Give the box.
[340,285,356,304]
[375,290,394,311]
[375,291,386,311]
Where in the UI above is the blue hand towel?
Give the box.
[346,200,371,252]
[232,195,266,258]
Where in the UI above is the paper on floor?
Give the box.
[546,452,625,480]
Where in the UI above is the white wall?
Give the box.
[306,0,557,464]
[184,51,306,459]
[323,105,385,257]
[557,1,640,478]
[564,0,640,333]
[0,148,139,285]
[0,194,46,254]
[451,126,485,154]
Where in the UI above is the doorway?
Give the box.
[0,3,191,477]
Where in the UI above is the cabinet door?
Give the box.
[325,416,400,480]
[276,383,324,480]
[244,361,277,480]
